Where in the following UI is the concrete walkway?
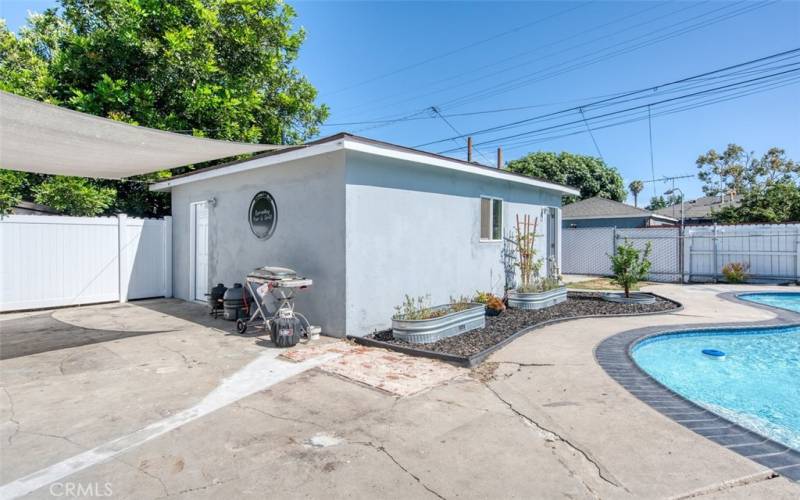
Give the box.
[1,286,799,499]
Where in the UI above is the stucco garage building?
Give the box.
[151,133,578,337]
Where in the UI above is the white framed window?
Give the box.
[480,196,503,241]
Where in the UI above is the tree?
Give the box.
[609,240,652,298]
[697,144,798,196]
[0,170,26,215]
[714,182,800,224]
[33,176,116,216]
[628,180,644,207]
[0,0,328,216]
[645,193,682,211]
[506,151,626,204]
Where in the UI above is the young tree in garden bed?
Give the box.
[609,240,652,298]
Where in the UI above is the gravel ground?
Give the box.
[368,292,678,357]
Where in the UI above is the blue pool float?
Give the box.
[702,349,726,359]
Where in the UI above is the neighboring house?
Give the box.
[151,133,579,338]
[655,194,741,225]
[562,196,677,229]
[11,201,60,215]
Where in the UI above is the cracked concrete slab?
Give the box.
[2,287,800,499]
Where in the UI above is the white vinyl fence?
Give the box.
[563,223,800,283]
[0,214,172,312]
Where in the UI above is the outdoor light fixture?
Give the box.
[664,187,685,233]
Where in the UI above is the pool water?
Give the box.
[633,325,800,450]
[739,292,800,313]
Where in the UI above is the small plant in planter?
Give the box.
[722,262,749,283]
[507,214,567,310]
[604,239,655,304]
[391,294,485,344]
[474,291,506,316]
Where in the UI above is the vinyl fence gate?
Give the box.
[562,223,800,283]
[0,214,172,312]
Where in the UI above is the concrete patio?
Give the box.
[1,284,799,499]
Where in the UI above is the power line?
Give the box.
[474,74,800,153]
[416,48,800,148]
[430,106,493,164]
[341,0,769,126]
[321,3,588,97]
[437,67,800,153]
[579,107,604,160]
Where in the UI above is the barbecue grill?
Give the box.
[236,266,319,347]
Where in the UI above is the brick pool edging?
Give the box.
[594,291,800,482]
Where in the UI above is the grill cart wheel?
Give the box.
[236,319,247,334]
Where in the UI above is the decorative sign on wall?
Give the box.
[249,191,277,239]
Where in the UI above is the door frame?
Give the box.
[189,200,209,304]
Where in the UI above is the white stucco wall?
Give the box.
[170,151,347,336]
[344,151,562,337]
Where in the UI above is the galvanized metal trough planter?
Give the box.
[601,292,656,305]
[507,286,567,310]
[392,303,486,344]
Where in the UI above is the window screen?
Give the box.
[480,198,491,239]
[492,198,502,240]
[480,197,502,241]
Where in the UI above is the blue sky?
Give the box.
[3,1,799,204]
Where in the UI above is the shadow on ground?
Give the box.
[0,310,172,360]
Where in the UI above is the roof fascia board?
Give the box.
[150,140,344,191]
[342,138,579,196]
[563,213,677,221]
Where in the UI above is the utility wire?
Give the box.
[579,107,604,160]
[322,2,588,97]
[437,67,800,153]
[431,106,493,164]
[648,105,656,196]
[417,48,800,148]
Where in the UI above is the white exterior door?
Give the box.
[192,202,209,302]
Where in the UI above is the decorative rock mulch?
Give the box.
[363,292,678,359]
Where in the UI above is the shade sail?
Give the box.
[0,91,286,179]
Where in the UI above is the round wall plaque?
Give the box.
[248,191,277,239]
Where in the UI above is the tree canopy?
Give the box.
[694,144,798,224]
[0,0,328,216]
[628,180,644,207]
[697,144,798,196]
[505,151,626,204]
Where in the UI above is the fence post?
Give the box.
[796,227,799,282]
[164,216,173,298]
[117,214,129,303]
[712,224,719,283]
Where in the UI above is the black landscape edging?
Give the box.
[349,292,683,368]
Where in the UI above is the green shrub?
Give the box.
[609,240,652,298]
[722,262,749,283]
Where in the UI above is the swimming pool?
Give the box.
[633,324,800,451]
[739,292,800,313]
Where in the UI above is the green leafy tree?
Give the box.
[0,169,27,215]
[506,151,626,204]
[609,240,652,298]
[33,176,116,216]
[628,180,644,207]
[646,193,682,211]
[697,144,798,196]
[715,182,800,224]
[0,0,328,216]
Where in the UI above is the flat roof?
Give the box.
[150,133,580,196]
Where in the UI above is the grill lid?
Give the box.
[248,266,297,280]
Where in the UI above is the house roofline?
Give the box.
[563,213,678,222]
[150,133,580,196]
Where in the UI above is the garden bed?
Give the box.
[352,292,680,367]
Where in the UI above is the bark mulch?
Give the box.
[366,291,679,358]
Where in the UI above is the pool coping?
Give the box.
[595,290,800,482]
